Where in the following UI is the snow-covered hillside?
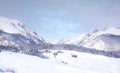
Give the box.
[0,50,120,73]
[58,27,120,51]
[0,17,46,47]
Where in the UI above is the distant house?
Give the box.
[71,54,77,58]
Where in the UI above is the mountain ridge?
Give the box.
[58,27,120,51]
[0,16,120,58]
[0,17,46,45]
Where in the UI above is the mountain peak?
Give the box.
[0,17,36,37]
[0,17,46,45]
[58,26,120,51]
[89,28,99,33]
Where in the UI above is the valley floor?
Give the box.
[0,50,120,73]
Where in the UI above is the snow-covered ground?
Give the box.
[0,50,120,73]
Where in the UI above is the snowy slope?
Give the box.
[58,27,120,51]
[0,17,38,38]
[0,17,46,46]
[0,50,120,73]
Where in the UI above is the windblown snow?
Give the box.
[0,50,120,73]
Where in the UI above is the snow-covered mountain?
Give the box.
[58,27,120,51]
[0,17,120,73]
[0,17,46,47]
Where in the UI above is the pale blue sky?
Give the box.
[0,0,120,42]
